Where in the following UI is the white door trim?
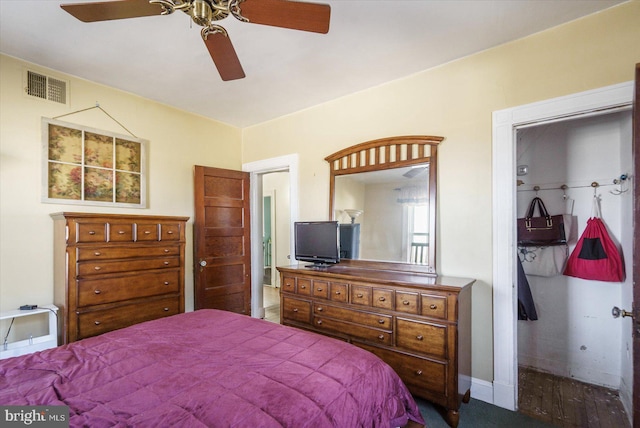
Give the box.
[491,81,633,410]
[243,154,299,318]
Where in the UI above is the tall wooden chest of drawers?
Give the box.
[52,213,189,344]
[277,261,474,428]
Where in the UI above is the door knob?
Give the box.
[612,306,634,319]
[199,260,207,267]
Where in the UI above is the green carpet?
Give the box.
[416,397,555,428]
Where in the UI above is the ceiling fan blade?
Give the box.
[237,0,330,34]
[203,30,246,81]
[61,0,163,23]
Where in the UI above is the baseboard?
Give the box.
[470,377,495,405]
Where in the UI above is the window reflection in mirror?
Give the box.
[334,164,429,264]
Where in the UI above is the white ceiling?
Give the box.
[0,0,626,128]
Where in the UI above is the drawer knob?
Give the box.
[164,249,170,253]
[378,319,385,324]
[94,251,101,256]
[118,230,125,235]
[293,308,299,313]
[94,266,102,271]
[415,370,423,376]
[317,320,323,325]
[167,230,174,234]
[163,307,169,311]
[144,230,151,234]
[317,307,324,312]
[94,290,101,294]
[403,300,410,305]
[378,334,385,340]
[164,281,170,285]
[163,261,169,265]
[378,296,386,302]
[356,293,364,298]
[430,304,437,310]
[335,291,341,295]
[317,287,323,292]
[88,231,96,235]
[301,285,306,289]
[94,321,101,325]
[416,335,424,341]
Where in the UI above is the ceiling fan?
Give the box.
[60,0,331,81]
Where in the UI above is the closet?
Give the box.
[515,110,633,423]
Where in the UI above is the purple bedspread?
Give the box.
[1,309,424,427]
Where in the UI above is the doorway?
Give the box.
[261,172,291,323]
[243,154,298,322]
[514,111,632,426]
[492,81,634,415]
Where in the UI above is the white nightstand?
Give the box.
[0,305,58,359]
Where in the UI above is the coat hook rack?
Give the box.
[611,174,629,195]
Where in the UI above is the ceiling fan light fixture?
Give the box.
[191,0,214,26]
[59,0,330,81]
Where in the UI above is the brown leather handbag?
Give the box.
[517,197,567,246]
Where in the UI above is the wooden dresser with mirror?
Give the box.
[278,136,474,428]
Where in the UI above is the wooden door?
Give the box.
[633,62,639,426]
[194,166,251,314]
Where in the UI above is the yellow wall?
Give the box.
[0,55,242,318]
[1,1,638,387]
[241,1,640,383]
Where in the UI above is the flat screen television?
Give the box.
[294,221,340,267]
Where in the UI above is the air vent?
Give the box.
[24,70,68,105]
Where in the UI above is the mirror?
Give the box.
[326,136,442,273]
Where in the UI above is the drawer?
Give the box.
[282,276,296,293]
[282,297,311,324]
[77,246,179,261]
[136,223,159,241]
[329,282,348,303]
[360,344,448,397]
[160,223,181,241]
[312,280,329,299]
[373,288,394,310]
[109,223,134,242]
[313,303,392,329]
[396,317,447,359]
[75,223,107,243]
[351,285,372,306]
[76,296,180,340]
[77,270,180,307]
[396,291,419,314]
[314,316,392,346]
[297,278,312,296]
[78,257,180,276]
[421,293,447,320]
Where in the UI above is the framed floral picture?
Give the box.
[42,118,147,208]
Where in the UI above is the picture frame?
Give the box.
[42,118,147,208]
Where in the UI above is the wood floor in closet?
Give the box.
[518,366,630,428]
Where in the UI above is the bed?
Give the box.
[1,309,425,427]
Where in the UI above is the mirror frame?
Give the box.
[326,135,443,274]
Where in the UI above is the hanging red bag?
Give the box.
[563,197,625,282]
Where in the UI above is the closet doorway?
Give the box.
[515,111,632,427]
[492,80,636,424]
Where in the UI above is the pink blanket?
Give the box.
[1,309,424,427]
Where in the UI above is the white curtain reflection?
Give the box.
[397,185,428,205]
